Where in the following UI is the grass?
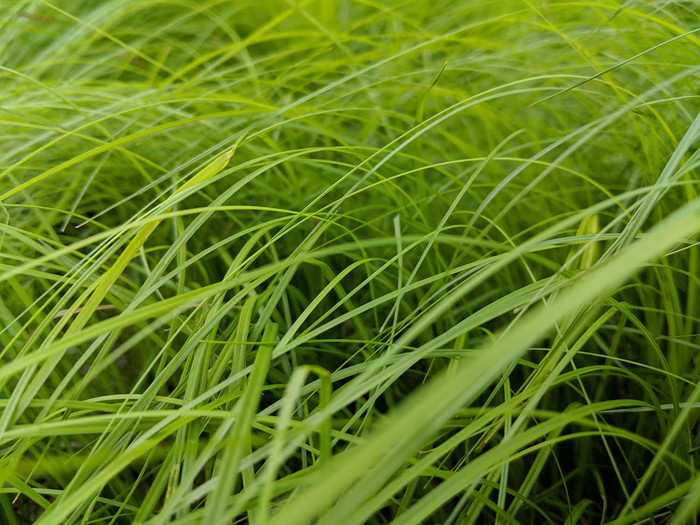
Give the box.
[0,0,699,523]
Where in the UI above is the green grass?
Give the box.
[1,0,699,523]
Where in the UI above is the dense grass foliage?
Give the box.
[1,1,699,523]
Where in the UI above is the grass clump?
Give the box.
[1,1,699,523]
